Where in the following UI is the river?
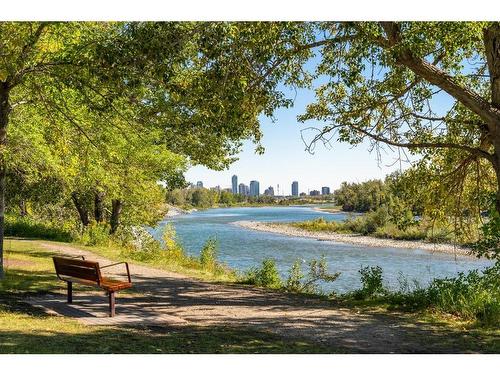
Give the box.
[152,206,492,293]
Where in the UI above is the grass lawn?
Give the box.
[0,238,331,354]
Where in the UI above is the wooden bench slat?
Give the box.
[55,265,100,282]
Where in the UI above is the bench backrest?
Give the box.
[53,256,102,284]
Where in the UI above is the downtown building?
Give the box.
[264,186,275,196]
[232,175,238,194]
[321,186,331,195]
[249,180,260,197]
[291,181,299,197]
[238,183,249,196]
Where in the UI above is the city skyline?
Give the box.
[192,175,331,197]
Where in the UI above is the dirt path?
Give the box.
[29,241,478,353]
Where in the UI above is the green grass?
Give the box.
[0,298,330,354]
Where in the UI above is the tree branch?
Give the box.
[378,22,500,135]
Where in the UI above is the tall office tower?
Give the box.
[232,175,238,194]
[196,181,203,188]
[321,186,331,195]
[238,183,248,196]
[291,181,299,197]
[249,180,260,197]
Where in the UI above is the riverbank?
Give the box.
[165,205,197,217]
[233,220,472,256]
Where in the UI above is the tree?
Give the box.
[294,22,500,215]
[0,22,312,277]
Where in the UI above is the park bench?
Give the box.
[52,256,132,317]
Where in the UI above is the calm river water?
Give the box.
[152,206,492,293]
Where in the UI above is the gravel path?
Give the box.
[28,241,480,353]
[233,220,472,256]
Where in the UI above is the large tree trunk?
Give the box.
[485,24,500,214]
[0,82,10,279]
[110,199,122,234]
[94,190,105,223]
[71,192,90,227]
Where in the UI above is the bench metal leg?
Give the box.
[108,292,115,317]
[67,281,73,304]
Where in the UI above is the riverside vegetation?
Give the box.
[6,213,499,328]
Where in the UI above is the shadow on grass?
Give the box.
[0,325,334,354]
[0,299,331,354]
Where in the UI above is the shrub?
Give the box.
[293,217,342,232]
[5,214,75,242]
[426,265,500,325]
[244,258,282,289]
[285,260,304,292]
[344,207,389,235]
[200,237,219,272]
[286,256,341,295]
[80,222,111,246]
[472,203,500,261]
[354,265,385,299]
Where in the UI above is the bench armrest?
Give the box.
[100,262,131,283]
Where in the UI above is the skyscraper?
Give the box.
[232,175,238,194]
[291,181,299,197]
[196,181,203,188]
[249,180,260,196]
[321,186,331,195]
[238,183,249,196]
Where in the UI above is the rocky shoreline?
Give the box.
[164,205,197,218]
[233,220,473,257]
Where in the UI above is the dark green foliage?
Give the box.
[285,256,341,294]
[243,258,282,289]
[4,215,75,242]
[334,180,386,212]
[354,265,500,326]
[353,266,386,299]
[426,265,500,326]
[472,201,500,261]
[344,206,389,235]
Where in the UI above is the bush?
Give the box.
[344,207,389,235]
[200,237,219,272]
[354,265,386,299]
[472,203,500,261]
[244,259,282,289]
[427,265,500,325]
[285,256,341,295]
[80,222,111,246]
[4,214,76,242]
